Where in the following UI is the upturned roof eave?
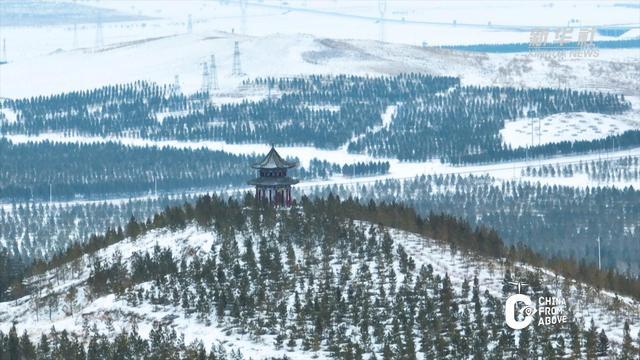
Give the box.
[250,162,297,169]
[247,177,300,186]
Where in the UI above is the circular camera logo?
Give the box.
[505,293,537,330]
[504,280,568,330]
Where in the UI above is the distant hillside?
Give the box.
[1,195,639,359]
[441,39,640,53]
[0,0,147,27]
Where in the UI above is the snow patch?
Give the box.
[0,108,18,124]
[500,112,639,149]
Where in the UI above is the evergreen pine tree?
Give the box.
[382,334,393,360]
[518,326,531,359]
[584,319,597,359]
[37,333,50,359]
[569,321,581,359]
[542,338,556,360]
[596,329,608,357]
[621,320,634,360]
[20,330,36,360]
[7,325,19,360]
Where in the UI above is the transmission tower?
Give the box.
[232,41,244,76]
[210,55,219,90]
[73,23,78,48]
[171,74,181,96]
[240,0,247,35]
[378,0,387,42]
[1,39,6,63]
[201,62,211,93]
[187,14,193,34]
[95,14,104,48]
[72,0,79,48]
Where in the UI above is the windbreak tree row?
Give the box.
[1,75,630,162]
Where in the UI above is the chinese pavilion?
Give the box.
[248,146,299,206]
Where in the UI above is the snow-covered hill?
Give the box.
[1,205,637,358]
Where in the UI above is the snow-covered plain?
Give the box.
[1,0,639,99]
[1,30,639,99]
[3,0,636,60]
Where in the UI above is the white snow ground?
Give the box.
[500,110,640,149]
[3,0,636,60]
[1,31,638,99]
[1,0,639,99]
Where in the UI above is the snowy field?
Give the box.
[2,0,637,59]
[500,109,640,149]
[1,30,639,100]
[1,0,639,99]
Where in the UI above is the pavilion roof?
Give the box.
[251,146,298,169]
